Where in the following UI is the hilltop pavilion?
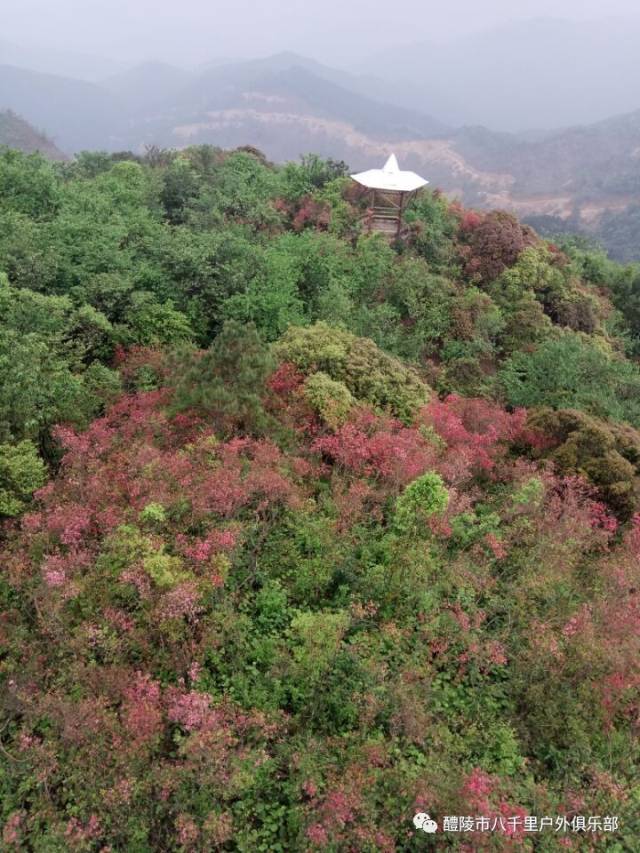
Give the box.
[351,154,428,240]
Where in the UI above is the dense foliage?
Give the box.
[2,145,640,850]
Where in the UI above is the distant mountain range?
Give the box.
[1,40,640,261]
[0,52,449,158]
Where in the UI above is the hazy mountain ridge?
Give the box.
[102,61,195,115]
[0,64,126,151]
[0,110,65,159]
[455,110,640,254]
[114,54,449,150]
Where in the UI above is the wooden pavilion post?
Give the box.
[395,191,405,240]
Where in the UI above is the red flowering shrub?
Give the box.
[458,209,536,284]
[122,672,163,747]
[422,394,528,482]
[292,196,332,232]
[312,409,437,487]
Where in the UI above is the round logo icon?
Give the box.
[413,813,438,833]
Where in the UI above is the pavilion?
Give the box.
[351,154,428,240]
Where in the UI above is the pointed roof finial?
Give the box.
[383,153,400,174]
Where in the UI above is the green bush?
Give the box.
[302,372,354,429]
[394,472,448,536]
[274,322,429,421]
[527,407,640,518]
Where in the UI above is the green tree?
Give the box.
[405,189,459,273]
[0,439,47,516]
[394,471,448,536]
[170,321,274,436]
[0,329,119,446]
[0,149,61,219]
[279,154,348,201]
[303,372,354,429]
[501,332,640,425]
[607,264,640,352]
[222,246,306,341]
[160,156,200,224]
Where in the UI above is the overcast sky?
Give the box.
[4,0,640,67]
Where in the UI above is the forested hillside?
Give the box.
[5,49,640,261]
[0,110,64,160]
[1,146,640,850]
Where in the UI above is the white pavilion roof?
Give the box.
[351,154,428,193]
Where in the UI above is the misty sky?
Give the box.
[4,0,640,67]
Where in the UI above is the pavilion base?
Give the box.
[362,188,417,242]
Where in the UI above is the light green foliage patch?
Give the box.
[394,471,448,536]
[275,322,429,421]
[0,439,46,516]
[302,372,354,429]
